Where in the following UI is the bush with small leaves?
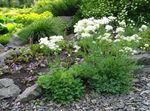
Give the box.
[70,38,137,94]
[37,70,84,104]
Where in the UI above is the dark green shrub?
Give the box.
[37,70,84,104]
[70,39,137,94]
[0,24,9,34]
[17,17,67,43]
[78,0,150,24]
[34,0,81,16]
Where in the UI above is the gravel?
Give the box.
[0,65,149,111]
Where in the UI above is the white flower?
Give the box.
[92,41,96,44]
[139,25,147,32]
[74,44,80,52]
[99,17,110,24]
[119,20,126,27]
[116,27,124,33]
[104,33,111,38]
[108,16,116,21]
[113,39,121,43]
[39,36,64,51]
[81,33,91,38]
[144,44,149,47]
[85,26,97,32]
[105,25,113,32]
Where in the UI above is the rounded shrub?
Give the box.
[37,70,84,104]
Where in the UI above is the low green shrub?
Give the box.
[33,0,81,16]
[17,17,67,43]
[37,70,84,104]
[70,38,137,94]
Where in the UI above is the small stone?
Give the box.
[40,64,46,67]
[147,83,150,88]
[16,84,42,102]
[91,99,97,104]
[75,104,80,109]
[140,90,150,95]
[142,100,150,106]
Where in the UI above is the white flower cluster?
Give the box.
[74,16,115,39]
[119,47,137,55]
[139,25,148,32]
[39,35,64,51]
[74,16,149,55]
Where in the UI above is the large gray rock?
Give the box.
[0,49,15,66]
[16,84,42,102]
[133,53,150,65]
[7,34,23,47]
[0,78,21,98]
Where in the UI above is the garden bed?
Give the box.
[0,0,150,111]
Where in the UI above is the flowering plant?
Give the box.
[74,16,148,55]
[39,35,64,51]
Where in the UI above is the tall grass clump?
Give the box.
[17,17,67,43]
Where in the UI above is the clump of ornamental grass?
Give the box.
[17,17,67,43]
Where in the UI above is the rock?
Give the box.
[147,83,150,89]
[140,90,150,95]
[114,100,125,109]
[0,78,21,98]
[142,100,150,106]
[0,49,15,66]
[133,53,150,65]
[16,84,42,102]
[0,44,4,52]
[142,66,150,74]
[7,34,23,47]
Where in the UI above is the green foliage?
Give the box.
[34,0,81,16]
[17,17,67,43]
[0,16,15,35]
[70,38,137,94]
[14,11,53,25]
[0,33,10,45]
[0,23,9,34]
[37,70,84,104]
[30,44,52,55]
[78,0,150,24]
[139,28,150,51]
[0,8,31,17]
